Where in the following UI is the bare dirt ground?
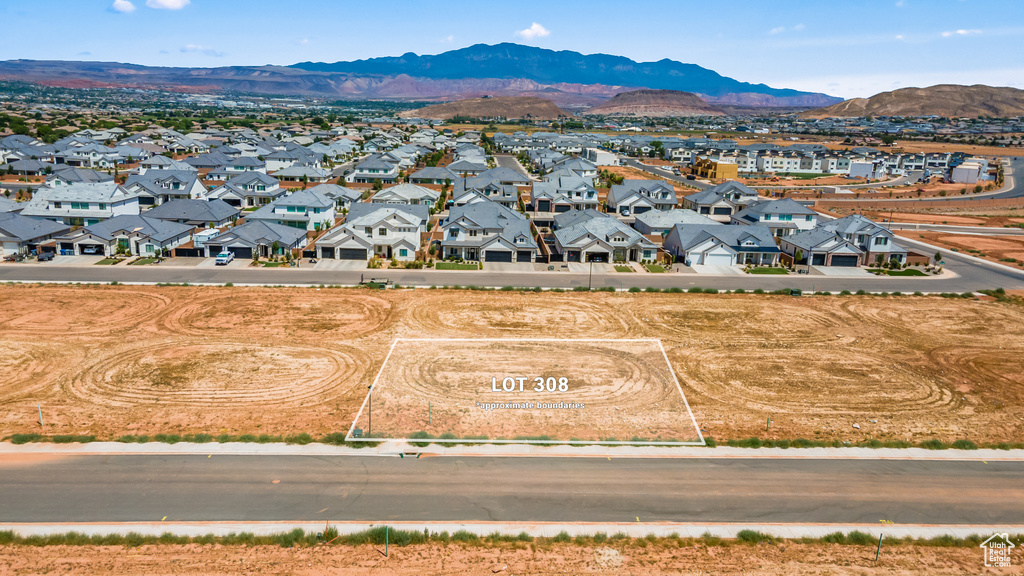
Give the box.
[894,231,1024,270]
[357,339,698,442]
[0,542,1012,575]
[1,285,1023,444]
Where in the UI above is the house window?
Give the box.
[874,237,889,246]
[469,230,478,237]
[365,227,372,236]
[399,249,408,257]
[805,215,813,221]
[378,227,387,236]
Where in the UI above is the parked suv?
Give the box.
[215,251,235,265]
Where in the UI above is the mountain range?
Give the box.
[802,84,1024,118]
[0,43,840,108]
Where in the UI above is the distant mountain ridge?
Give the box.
[584,89,725,117]
[293,43,840,107]
[0,44,840,107]
[802,84,1024,118]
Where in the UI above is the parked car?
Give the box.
[215,251,235,265]
[685,174,696,180]
[37,252,55,262]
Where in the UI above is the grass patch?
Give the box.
[644,264,666,273]
[867,268,927,276]
[434,262,478,270]
[261,262,285,267]
[94,258,120,265]
[614,265,633,273]
[747,267,789,274]
[131,258,158,265]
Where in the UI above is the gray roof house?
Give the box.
[19,182,140,226]
[247,188,337,231]
[663,224,780,267]
[371,183,439,206]
[205,172,285,208]
[778,228,865,267]
[730,198,818,237]
[45,167,114,186]
[818,214,909,264]
[124,170,206,206]
[439,202,538,263]
[203,220,308,259]
[409,166,458,185]
[143,199,240,228]
[607,179,678,215]
[632,209,721,236]
[316,204,425,261]
[54,214,192,257]
[0,212,71,256]
[551,209,658,263]
[306,183,363,210]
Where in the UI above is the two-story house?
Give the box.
[124,170,207,207]
[438,202,537,262]
[205,172,286,208]
[246,188,336,231]
[818,214,909,265]
[315,203,427,261]
[370,183,439,206]
[606,179,678,215]
[20,182,140,226]
[551,209,658,263]
[731,198,817,238]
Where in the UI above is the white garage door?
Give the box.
[703,253,733,266]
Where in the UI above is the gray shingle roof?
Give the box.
[71,214,192,243]
[208,220,306,247]
[0,212,70,242]
[143,199,240,223]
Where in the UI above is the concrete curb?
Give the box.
[1,520,1020,539]
[3,441,1023,461]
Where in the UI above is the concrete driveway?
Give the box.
[314,259,369,271]
[691,264,745,276]
[198,257,250,269]
[46,255,106,266]
[810,266,876,277]
[483,262,538,272]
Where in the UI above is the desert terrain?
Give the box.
[1,285,1023,445]
[0,540,1011,576]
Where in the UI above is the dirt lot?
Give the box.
[0,542,1011,575]
[894,231,1024,269]
[1,285,1023,444]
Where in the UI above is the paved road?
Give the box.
[494,154,531,178]
[2,244,1021,291]
[621,157,710,190]
[889,223,1024,236]
[1,455,1020,524]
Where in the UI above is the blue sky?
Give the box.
[1,0,1022,98]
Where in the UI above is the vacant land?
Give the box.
[895,230,1024,269]
[1,285,1023,444]
[0,541,1005,576]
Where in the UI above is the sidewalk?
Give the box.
[3,440,1023,461]
[3,520,1019,539]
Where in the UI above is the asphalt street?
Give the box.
[1,455,1020,524]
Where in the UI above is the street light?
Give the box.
[588,259,593,290]
[367,385,372,437]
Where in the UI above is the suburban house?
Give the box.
[450,179,519,209]
[551,209,658,263]
[124,170,206,207]
[272,165,332,185]
[438,202,537,262]
[818,214,909,265]
[531,174,599,212]
[138,155,197,174]
[205,172,286,208]
[246,188,336,231]
[465,167,531,187]
[606,179,678,215]
[55,214,192,256]
[731,198,818,237]
[681,181,759,223]
[346,155,399,184]
[778,229,865,267]
[306,183,363,211]
[370,183,439,205]
[446,158,487,177]
[143,199,241,228]
[203,220,308,259]
[0,212,71,256]
[663,224,780,266]
[632,209,721,236]
[46,167,114,187]
[315,203,427,261]
[408,166,457,185]
[19,182,140,226]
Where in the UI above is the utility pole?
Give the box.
[367,385,372,437]
[589,260,593,290]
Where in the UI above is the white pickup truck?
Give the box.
[215,251,234,265]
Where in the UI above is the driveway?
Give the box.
[691,264,745,276]
[810,266,876,277]
[314,259,369,271]
[46,255,105,267]
[197,257,250,269]
[156,257,205,267]
[484,262,540,273]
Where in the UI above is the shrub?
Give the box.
[919,439,946,450]
[737,530,775,544]
[734,288,745,294]
[855,289,867,296]
[704,288,719,294]
[552,531,571,543]
[687,287,703,293]
[840,290,851,295]
[628,286,641,293]
[951,439,978,450]
[10,433,42,444]
[645,287,660,293]
[319,433,348,445]
[847,531,875,545]
[452,530,479,543]
[285,433,313,445]
[753,288,764,294]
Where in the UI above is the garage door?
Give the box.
[484,251,513,262]
[320,247,334,259]
[703,253,733,266]
[337,248,368,260]
[811,254,826,266]
[830,255,859,267]
[517,251,533,262]
[586,252,608,263]
[228,246,252,259]
[537,200,551,212]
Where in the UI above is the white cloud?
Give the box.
[895,0,905,7]
[146,0,189,9]
[941,29,982,37]
[895,34,904,40]
[111,0,136,12]
[793,23,805,31]
[769,26,786,35]
[515,22,550,40]
[441,34,454,43]
[180,44,224,57]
